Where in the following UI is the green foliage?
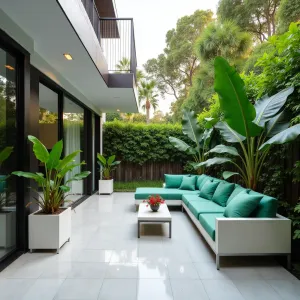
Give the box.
[106,112,122,122]
[97,154,121,180]
[12,136,90,214]
[200,57,298,190]
[169,110,217,173]
[103,121,190,165]
[276,0,300,34]
[197,95,221,129]
[0,147,13,169]
[114,180,163,192]
[217,0,281,42]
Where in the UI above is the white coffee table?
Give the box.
[137,203,172,238]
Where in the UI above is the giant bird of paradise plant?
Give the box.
[196,57,300,190]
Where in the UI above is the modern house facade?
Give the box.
[0,0,138,265]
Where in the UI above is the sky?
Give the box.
[115,0,219,114]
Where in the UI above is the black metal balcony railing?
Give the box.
[81,0,137,78]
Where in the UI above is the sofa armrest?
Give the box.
[215,214,291,255]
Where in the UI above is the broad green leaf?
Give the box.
[72,171,91,181]
[204,117,218,129]
[182,109,202,148]
[46,140,63,170]
[206,144,239,156]
[97,154,106,166]
[57,163,83,178]
[60,185,71,192]
[266,111,289,137]
[259,124,300,151]
[0,147,13,165]
[254,87,294,127]
[169,137,191,152]
[56,150,81,170]
[187,147,197,155]
[111,161,121,166]
[28,135,49,163]
[12,171,45,185]
[214,57,262,137]
[223,171,240,180]
[215,122,246,143]
[200,128,213,148]
[194,157,232,168]
[107,155,116,165]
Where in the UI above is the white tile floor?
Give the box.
[0,192,299,300]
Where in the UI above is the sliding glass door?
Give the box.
[0,47,17,260]
[63,97,84,200]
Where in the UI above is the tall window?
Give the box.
[0,47,17,260]
[63,97,84,199]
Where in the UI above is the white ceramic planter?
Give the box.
[29,207,71,253]
[0,209,16,248]
[99,179,113,194]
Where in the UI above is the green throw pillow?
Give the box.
[226,185,248,205]
[165,174,184,188]
[197,175,211,190]
[212,181,235,207]
[179,176,196,191]
[199,180,220,200]
[224,191,263,218]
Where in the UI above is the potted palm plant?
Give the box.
[13,136,90,253]
[97,154,120,194]
[0,146,16,248]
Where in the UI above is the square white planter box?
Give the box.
[99,179,113,194]
[29,207,71,253]
[0,209,16,248]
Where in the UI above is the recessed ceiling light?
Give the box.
[5,65,14,70]
[63,53,73,60]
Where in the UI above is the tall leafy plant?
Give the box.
[169,109,217,174]
[197,57,300,190]
[97,154,121,180]
[12,136,90,214]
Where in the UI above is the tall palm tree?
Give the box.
[116,57,130,73]
[139,80,159,124]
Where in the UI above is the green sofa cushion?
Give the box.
[164,174,184,188]
[179,176,196,191]
[135,188,198,200]
[212,181,235,207]
[199,180,220,200]
[188,200,225,219]
[198,213,224,241]
[248,191,277,218]
[227,184,248,205]
[224,191,263,218]
[196,175,212,190]
[182,195,209,206]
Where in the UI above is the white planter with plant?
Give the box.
[0,147,16,248]
[13,136,90,253]
[97,154,120,194]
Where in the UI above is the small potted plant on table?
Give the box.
[144,195,165,212]
[13,136,90,253]
[97,154,120,194]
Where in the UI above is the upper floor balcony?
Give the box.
[81,0,137,80]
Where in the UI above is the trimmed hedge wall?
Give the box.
[103,121,190,165]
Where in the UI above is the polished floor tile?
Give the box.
[137,279,173,300]
[170,279,209,300]
[98,279,137,300]
[0,192,298,300]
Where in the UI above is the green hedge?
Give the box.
[103,121,190,165]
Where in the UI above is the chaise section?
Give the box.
[198,213,224,241]
[188,200,225,218]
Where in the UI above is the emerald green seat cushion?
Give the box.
[182,195,209,206]
[199,180,220,200]
[164,174,184,188]
[135,188,198,200]
[188,200,225,219]
[224,191,263,218]
[198,213,224,241]
[248,191,277,218]
[179,176,196,191]
[212,181,235,207]
[196,175,212,190]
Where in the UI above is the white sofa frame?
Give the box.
[135,194,291,270]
